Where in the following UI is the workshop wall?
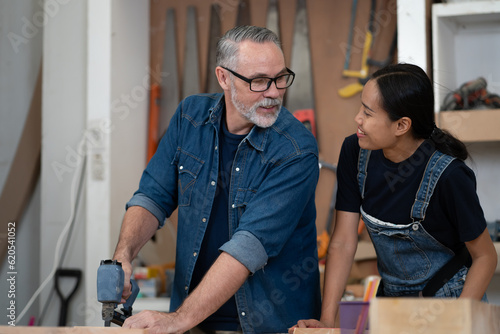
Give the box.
[148,0,398,237]
[0,0,43,325]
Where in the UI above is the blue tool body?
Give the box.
[97,259,140,326]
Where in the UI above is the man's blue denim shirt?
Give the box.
[127,93,321,333]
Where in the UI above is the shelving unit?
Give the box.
[432,1,500,142]
[439,109,500,142]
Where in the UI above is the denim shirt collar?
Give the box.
[207,94,269,152]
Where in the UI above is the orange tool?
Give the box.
[147,84,160,163]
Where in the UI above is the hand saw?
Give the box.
[342,0,376,79]
[286,0,314,112]
[206,3,223,94]
[159,8,180,138]
[182,6,201,99]
[236,0,251,26]
[266,0,280,38]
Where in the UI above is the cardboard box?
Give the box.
[0,327,148,334]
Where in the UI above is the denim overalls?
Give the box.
[358,148,471,297]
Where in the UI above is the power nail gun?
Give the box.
[97,259,140,327]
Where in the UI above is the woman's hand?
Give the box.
[288,319,329,334]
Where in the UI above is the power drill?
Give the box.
[97,259,140,326]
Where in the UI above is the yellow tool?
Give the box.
[342,29,373,80]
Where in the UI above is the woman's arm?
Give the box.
[290,210,360,332]
[319,210,361,326]
[460,228,497,300]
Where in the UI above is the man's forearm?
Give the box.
[174,252,250,332]
[113,206,159,262]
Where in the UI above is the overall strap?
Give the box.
[357,149,371,199]
[411,151,455,222]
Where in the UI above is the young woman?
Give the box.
[292,63,497,330]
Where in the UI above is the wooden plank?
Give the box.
[369,298,500,334]
[0,64,42,265]
[439,109,500,142]
[0,327,148,334]
[293,329,341,334]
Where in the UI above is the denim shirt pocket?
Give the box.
[172,149,204,207]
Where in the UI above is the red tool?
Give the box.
[147,84,160,163]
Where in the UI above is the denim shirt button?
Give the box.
[412,223,419,231]
[179,166,184,170]
[231,204,235,209]
[241,312,246,317]
[193,252,197,257]
[215,146,218,150]
[184,285,188,291]
[211,180,216,186]
[202,218,207,222]
[235,167,240,172]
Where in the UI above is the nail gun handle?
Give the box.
[122,279,140,316]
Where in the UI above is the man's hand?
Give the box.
[288,319,328,334]
[123,310,184,334]
[117,260,133,304]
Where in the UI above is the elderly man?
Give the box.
[115,25,321,334]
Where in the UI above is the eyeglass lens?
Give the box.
[251,74,294,92]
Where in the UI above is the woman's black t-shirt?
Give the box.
[335,134,486,253]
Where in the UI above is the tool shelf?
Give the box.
[432,1,500,143]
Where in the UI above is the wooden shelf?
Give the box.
[438,109,500,142]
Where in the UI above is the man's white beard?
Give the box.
[230,80,282,128]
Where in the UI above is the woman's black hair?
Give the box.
[371,63,468,160]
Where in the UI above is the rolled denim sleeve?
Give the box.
[219,230,268,274]
[126,193,167,228]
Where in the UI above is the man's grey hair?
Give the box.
[216,25,282,70]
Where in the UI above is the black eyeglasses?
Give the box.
[221,66,295,92]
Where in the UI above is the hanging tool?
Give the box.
[293,109,316,138]
[343,0,358,73]
[159,8,180,138]
[97,260,140,327]
[236,0,251,26]
[54,268,82,326]
[287,0,318,148]
[266,0,280,39]
[342,0,376,80]
[338,28,397,98]
[287,0,314,112]
[206,3,223,94]
[147,84,161,163]
[182,6,201,99]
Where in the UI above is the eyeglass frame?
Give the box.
[220,66,295,92]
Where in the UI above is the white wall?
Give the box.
[0,0,149,327]
[0,0,43,326]
[40,0,88,326]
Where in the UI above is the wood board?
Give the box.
[0,327,148,334]
[369,298,500,334]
